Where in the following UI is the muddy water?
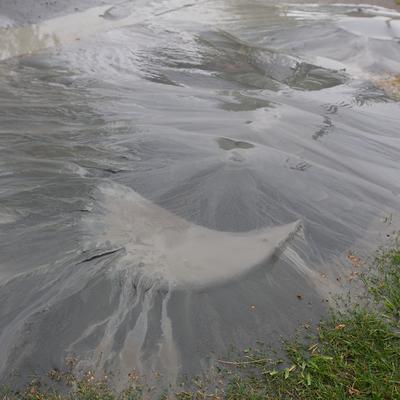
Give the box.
[0,0,400,388]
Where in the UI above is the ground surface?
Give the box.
[1,0,400,392]
[1,0,399,25]
[2,246,399,399]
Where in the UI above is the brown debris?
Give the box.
[347,251,363,268]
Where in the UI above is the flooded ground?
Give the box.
[0,0,400,389]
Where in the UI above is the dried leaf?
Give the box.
[308,343,318,354]
[288,364,296,372]
[348,386,361,396]
[347,252,362,268]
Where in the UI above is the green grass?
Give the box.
[2,247,400,400]
[221,310,400,400]
[366,248,400,324]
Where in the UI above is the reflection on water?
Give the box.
[217,137,255,150]
[0,0,400,389]
[194,30,347,91]
[0,6,111,60]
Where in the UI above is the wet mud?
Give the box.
[0,0,400,389]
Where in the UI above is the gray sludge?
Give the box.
[0,0,400,389]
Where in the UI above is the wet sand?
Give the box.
[1,0,399,26]
[1,0,400,390]
[297,0,399,9]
